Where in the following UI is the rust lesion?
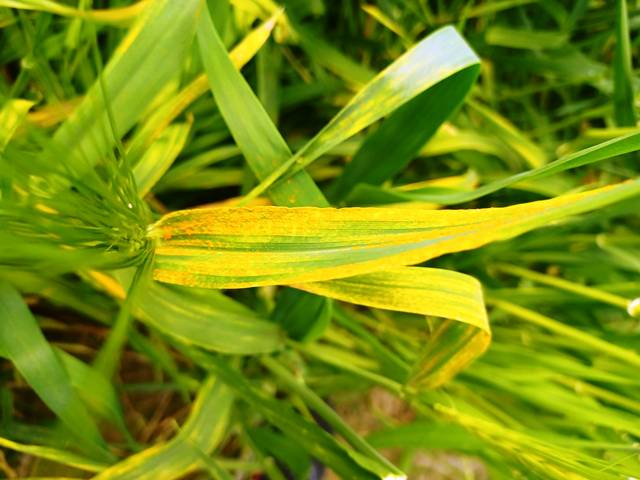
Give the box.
[162,229,173,241]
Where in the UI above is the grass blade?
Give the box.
[0,281,110,461]
[0,99,32,150]
[135,281,284,354]
[196,6,327,207]
[126,11,279,165]
[133,123,190,196]
[613,0,636,126]
[95,270,284,355]
[150,180,640,288]
[51,0,199,175]
[346,131,640,205]
[328,30,480,201]
[0,436,107,473]
[260,355,403,477]
[94,376,232,480]
[0,0,145,26]
[56,349,131,443]
[245,26,481,203]
[297,267,489,388]
[188,352,387,480]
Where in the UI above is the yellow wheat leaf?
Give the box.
[150,180,640,289]
[148,180,640,387]
[298,266,489,388]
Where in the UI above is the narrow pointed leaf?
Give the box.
[613,0,636,126]
[0,0,146,26]
[126,11,280,164]
[56,349,130,439]
[0,99,32,150]
[194,6,492,395]
[297,266,490,388]
[133,123,190,196]
[346,131,640,205]
[94,376,232,480]
[196,6,327,207]
[329,30,480,201]
[52,0,199,174]
[100,271,284,355]
[0,436,107,472]
[247,25,481,202]
[136,281,284,354]
[0,281,110,460]
[150,180,640,288]
[189,353,383,480]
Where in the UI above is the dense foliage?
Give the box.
[1,1,640,478]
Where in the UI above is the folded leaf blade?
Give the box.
[298,266,490,388]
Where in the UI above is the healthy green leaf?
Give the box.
[0,281,111,461]
[51,0,199,175]
[613,0,636,126]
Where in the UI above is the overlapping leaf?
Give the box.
[193,4,495,392]
[94,376,232,480]
[151,180,640,288]
[298,267,489,388]
[51,0,199,175]
[0,0,145,26]
[192,4,640,396]
[346,130,640,205]
[0,281,111,461]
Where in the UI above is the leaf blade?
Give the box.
[297,266,490,388]
[151,180,640,288]
[0,281,110,460]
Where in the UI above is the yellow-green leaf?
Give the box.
[126,11,280,165]
[0,0,147,26]
[94,376,232,480]
[297,267,489,388]
[150,180,640,288]
[51,0,199,174]
[133,123,190,196]
[0,99,33,150]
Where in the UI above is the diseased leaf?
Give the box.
[0,0,146,26]
[151,180,640,288]
[245,25,481,202]
[0,436,107,472]
[298,267,489,388]
[0,99,33,150]
[328,30,480,201]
